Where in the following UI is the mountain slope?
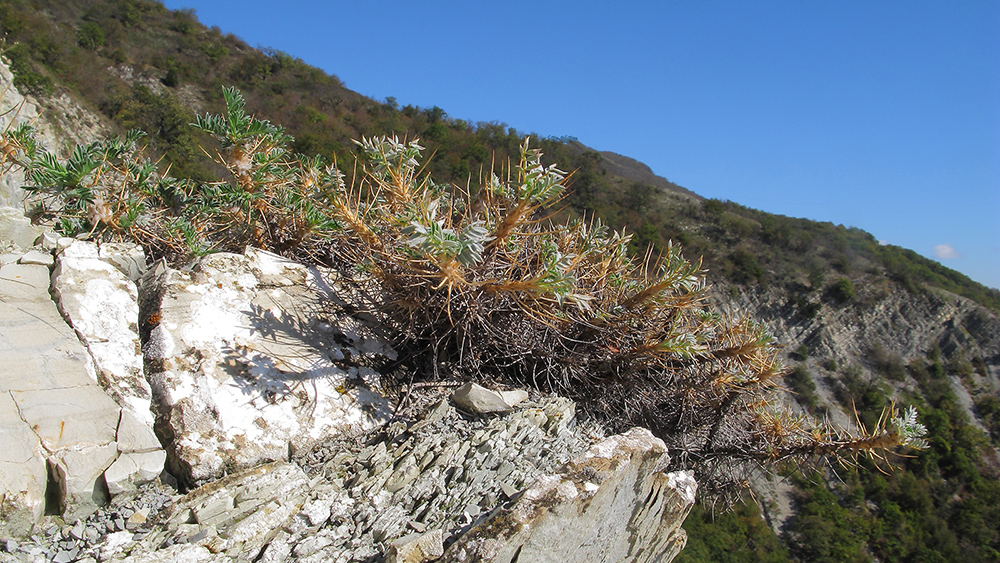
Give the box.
[3,0,999,560]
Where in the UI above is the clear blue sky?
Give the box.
[160,0,1000,289]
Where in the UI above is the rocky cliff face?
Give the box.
[0,58,111,208]
[726,276,999,419]
[720,276,1000,532]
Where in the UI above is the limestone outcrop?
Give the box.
[139,248,393,485]
[1,218,167,535]
[1,204,696,562]
[439,428,695,563]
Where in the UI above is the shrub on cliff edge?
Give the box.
[3,87,927,504]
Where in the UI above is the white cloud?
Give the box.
[933,243,962,260]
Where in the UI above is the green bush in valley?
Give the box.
[76,21,105,50]
[829,276,856,303]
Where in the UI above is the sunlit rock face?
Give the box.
[140,248,393,486]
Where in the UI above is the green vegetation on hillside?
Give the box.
[1,0,995,312]
[679,348,999,563]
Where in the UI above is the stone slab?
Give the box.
[0,289,97,393]
[0,391,47,537]
[0,263,51,301]
[117,409,162,453]
[53,240,151,426]
[440,427,694,563]
[11,385,121,450]
[104,450,167,495]
[18,250,53,267]
[49,441,118,521]
[451,382,513,414]
[0,207,42,250]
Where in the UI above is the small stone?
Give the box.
[126,508,148,530]
[52,550,74,563]
[18,250,53,267]
[451,382,514,415]
[385,529,443,563]
[115,518,125,531]
[70,522,85,540]
[500,481,519,498]
[498,389,529,408]
[39,231,60,251]
[407,521,426,533]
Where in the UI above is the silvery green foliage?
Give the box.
[404,218,490,267]
[892,406,928,449]
[517,144,566,204]
[357,135,424,182]
[192,86,288,148]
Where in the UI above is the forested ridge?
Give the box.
[2,1,998,561]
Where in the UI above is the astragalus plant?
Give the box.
[323,135,926,501]
[7,87,924,502]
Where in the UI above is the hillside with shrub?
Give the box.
[2,1,998,561]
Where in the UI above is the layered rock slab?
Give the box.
[1,232,164,532]
[140,248,392,485]
[0,259,119,527]
[440,428,696,563]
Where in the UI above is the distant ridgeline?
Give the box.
[0,0,995,311]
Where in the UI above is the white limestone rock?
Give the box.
[98,242,148,281]
[49,442,119,522]
[0,392,47,537]
[386,529,444,563]
[0,207,41,249]
[104,451,167,495]
[10,385,120,450]
[140,248,392,484]
[53,240,152,426]
[17,249,53,267]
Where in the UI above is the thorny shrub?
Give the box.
[3,87,926,504]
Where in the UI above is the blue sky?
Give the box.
[160,1,1000,289]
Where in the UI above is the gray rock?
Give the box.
[10,386,120,450]
[116,410,162,455]
[0,208,42,250]
[17,250,53,267]
[386,529,443,563]
[38,231,61,252]
[135,462,310,561]
[440,428,695,563]
[0,392,47,537]
[104,451,167,495]
[98,243,147,282]
[498,389,529,408]
[451,382,514,415]
[49,442,119,521]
